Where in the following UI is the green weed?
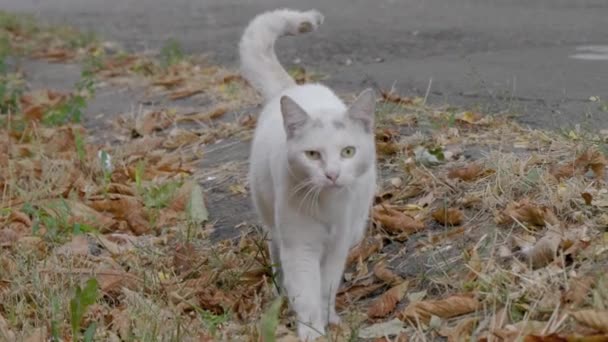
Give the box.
[160,38,184,68]
[70,278,99,340]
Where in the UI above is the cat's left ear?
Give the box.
[347,88,376,133]
[281,95,310,139]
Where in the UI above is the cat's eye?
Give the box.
[341,146,356,158]
[305,150,321,160]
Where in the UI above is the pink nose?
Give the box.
[325,171,339,182]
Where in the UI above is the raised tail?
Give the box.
[239,9,324,100]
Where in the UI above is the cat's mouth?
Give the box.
[323,182,344,190]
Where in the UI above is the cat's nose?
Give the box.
[325,171,339,182]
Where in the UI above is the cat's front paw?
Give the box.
[328,310,341,326]
[297,322,324,341]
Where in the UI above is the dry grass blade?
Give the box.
[398,294,480,324]
[373,205,425,235]
[570,310,608,333]
[432,207,464,226]
[346,235,383,266]
[367,281,409,318]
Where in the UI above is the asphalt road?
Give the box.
[3,0,608,130]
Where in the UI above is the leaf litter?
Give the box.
[1,10,608,342]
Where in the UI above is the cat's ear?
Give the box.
[280,95,309,138]
[347,88,376,133]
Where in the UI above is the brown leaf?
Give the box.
[168,181,195,212]
[426,226,466,246]
[582,192,593,205]
[376,142,401,156]
[439,317,479,342]
[562,276,595,308]
[398,294,480,324]
[376,128,401,156]
[373,205,425,235]
[455,111,484,124]
[136,110,173,135]
[367,281,409,318]
[173,242,196,274]
[497,199,560,227]
[519,228,563,269]
[380,89,414,105]
[336,283,384,309]
[169,86,204,100]
[432,208,464,225]
[43,200,117,232]
[88,196,149,235]
[523,334,568,342]
[465,247,482,282]
[152,75,184,87]
[177,107,228,123]
[31,48,75,62]
[23,327,47,342]
[373,261,403,286]
[109,308,131,339]
[346,235,383,266]
[551,148,607,181]
[448,163,489,181]
[55,235,91,256]
[488,307,509,341]
[570,310,608,333]
[0,313,15,341]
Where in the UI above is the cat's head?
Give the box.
[281,88,376,189]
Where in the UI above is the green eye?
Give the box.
[305,150,321,160]
[341,146,356,158]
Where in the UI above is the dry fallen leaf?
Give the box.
[551,148,607,181]
[398,294,480,324]
[169,86,204,100]
[456,111,484,125]
[570,310,608,333]
[497,199,560,227]
[562,275,595,308]
[0,313,15,341]
[88,196,149,235]
[439,316,479,342]
[346,235,383,266]
[373,205,425,235]
[448,163,491,181]
[373,261,403,286]
[135,110,173,136]
[23,326,47,342]
[582,192,593,205]
[336,283,384,310]
[432,207,464,226]
[518,228,563,269]
[367,281,409,318]
[380,89,414,105]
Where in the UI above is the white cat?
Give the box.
[240,9,377,341]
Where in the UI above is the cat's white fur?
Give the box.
[240,9,377,341]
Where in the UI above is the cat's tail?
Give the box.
[239,9,324,100]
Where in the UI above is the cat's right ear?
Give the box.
[280,96,309,138]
